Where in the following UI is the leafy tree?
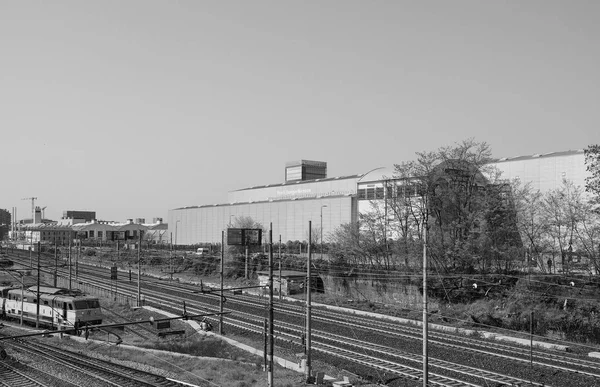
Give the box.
[541,180,582,275]
[573,201,600,275]
[511,181,548,271]
[327,222,365,271]
[391,139,513,273]
[584,144,600,207]
[227,216,266,277]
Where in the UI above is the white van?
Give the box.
[196,247,210,256]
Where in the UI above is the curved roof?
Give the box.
[357,166,397,183]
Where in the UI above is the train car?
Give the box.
[2,286,103,330]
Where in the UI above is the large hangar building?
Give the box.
[168,150,589,246]
[169,160,360,245]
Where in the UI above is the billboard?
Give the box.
[227,228,262,246]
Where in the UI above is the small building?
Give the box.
[72,219,148,242]
[256,270,323,296]
[144,219,169,245]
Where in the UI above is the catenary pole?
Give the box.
[76,239,80,282]
[279,235,282,300]
[54,240,58,287]
[305,221,312,382]
[423,218,428,387]
[245,243,249,279]
[137,233,141,307]
[115,239,119,300]
[220,230,224,335]
[68,239,72,290]
[268,224,274,387]
[36,241,40,328]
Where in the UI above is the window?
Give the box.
[366,187,375,199]
[375,187,384,199]
[386,186,394,198]
[89,230,95,238]
[98,231,103,238]
[357,189,367,200]
[74,300,100,309]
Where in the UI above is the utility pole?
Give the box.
[170,233,173,280]
[268,223,274,387]
[320,205,327,259]
[68,239,72,290]
[219,231,224,335]
[29,232,33,268]
[305,221,313,382]
[76,238,80,282]
[54,240,58,287]
[36,242,40,329]
[279,235,282,300]
[245,243,249,279]
[137,233,141,307]
[422,217,428,387]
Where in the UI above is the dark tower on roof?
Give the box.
[285,160,327,182]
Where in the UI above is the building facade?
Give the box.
[168,150,591,245]
[0,209,10,240]
[63,210,96,223]
[489,149,587,192]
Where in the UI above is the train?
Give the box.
[0,285,103,330]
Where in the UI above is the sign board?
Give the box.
[227,228,243,245]
[227,228,262,246]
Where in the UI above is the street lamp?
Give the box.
[320,205,328,259]
[174,220,180,250]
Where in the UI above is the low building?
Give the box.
[72,219,148,242]
[62,210,96,223]
[256,270,322,296]
[144,218,168,245]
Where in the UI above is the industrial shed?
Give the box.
[256,270,323,296]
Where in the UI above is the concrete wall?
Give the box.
[321,275,438,310]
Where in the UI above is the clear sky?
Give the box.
[2,1,599,223]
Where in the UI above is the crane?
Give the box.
[21,197,37,224]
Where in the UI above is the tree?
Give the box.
[584,144,600,208]
[511,181,548,271]
[541,180,583,275]
[391,139,511,273]
[227,216,266,277]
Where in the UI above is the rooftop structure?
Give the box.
[285,160,327,182]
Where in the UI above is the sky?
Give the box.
[1,1,599,223]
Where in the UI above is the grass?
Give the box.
[63,297,312,387]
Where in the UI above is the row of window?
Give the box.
[8,295,74,309]
[358,184,424,201]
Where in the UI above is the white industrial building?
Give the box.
[168,150,590,246]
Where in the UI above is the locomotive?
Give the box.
[0,285,103,330]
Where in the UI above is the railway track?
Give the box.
[0,360,66,387]
[2,334,193,387]
[7,250,600,386]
